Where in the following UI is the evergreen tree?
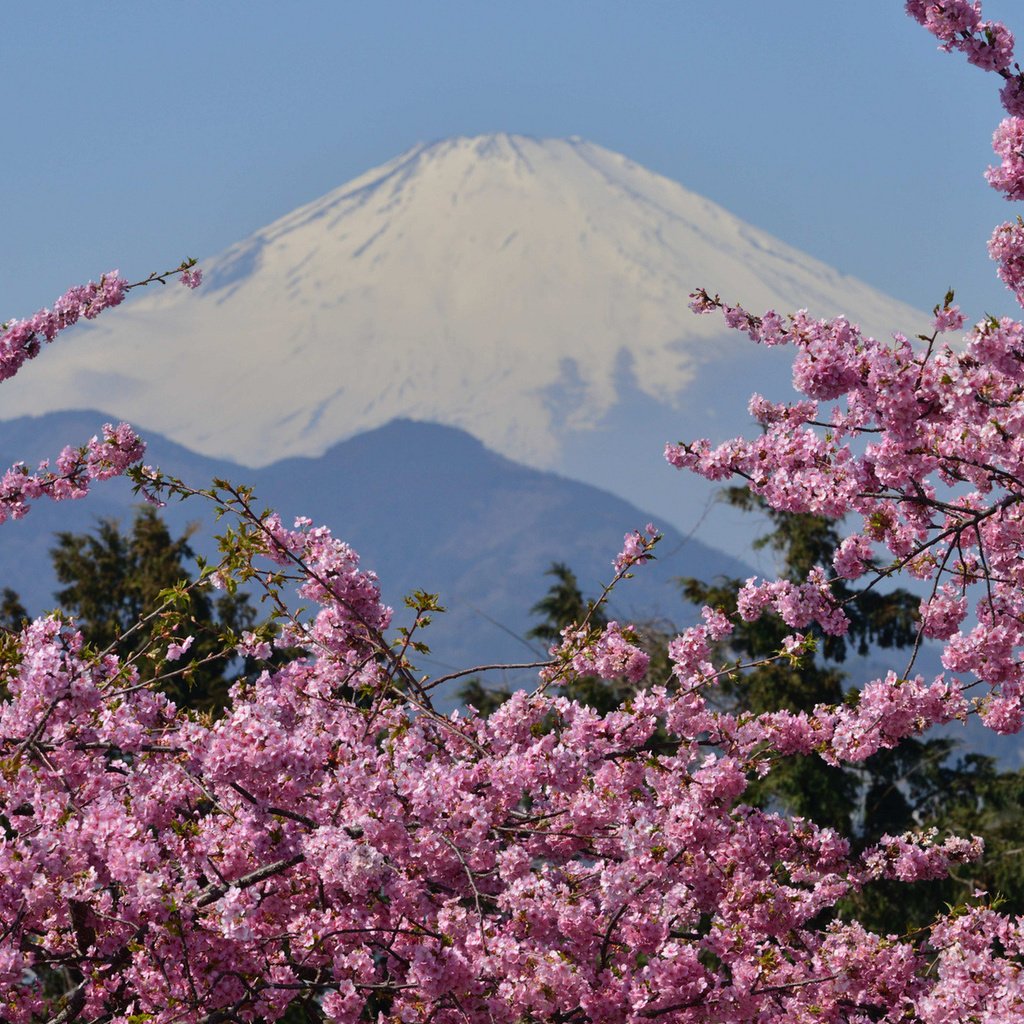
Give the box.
[525,562,608,646]
[0,587,27,633]
[677,487,923,836]
[49,507,261,712]
[680,487,1024,932]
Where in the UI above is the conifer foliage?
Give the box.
[49,508,260,711]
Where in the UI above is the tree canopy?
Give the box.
[45,507,260,711]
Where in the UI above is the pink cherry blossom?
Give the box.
[9,4,1024,1020]
[165,635,194,661]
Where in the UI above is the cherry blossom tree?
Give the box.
[6,3,1024,1022]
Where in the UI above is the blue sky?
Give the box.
[2,1,1022,324]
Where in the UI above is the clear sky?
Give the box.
[2,1,1022,326]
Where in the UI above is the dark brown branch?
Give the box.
[196,853,305,908]
[46,980,87,1024]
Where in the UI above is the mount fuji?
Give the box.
[2,138,1009,754]
[5,134,928,547]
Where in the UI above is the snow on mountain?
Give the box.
[5,134,928,543]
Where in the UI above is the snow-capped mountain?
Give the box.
[5,134,928,544]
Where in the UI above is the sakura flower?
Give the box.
[165,635,194,661]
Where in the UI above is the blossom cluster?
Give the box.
[613,523,661,572]
[905,2,1024,304]
[906,0,1015,72]
[1,358,1021,1023]
[0,259,200,385]
[680,284,1024,726]
[566,619,650,682]
[255,512,393,662]
[0,422,145,525]
[667,605,734,684]
[736,569,850,636]
[539,617,651,688]
[0,271,127,383]
[0,607,997,1024]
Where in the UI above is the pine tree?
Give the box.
[678,487,922,836]
[0,587,27,633]
[48,507,260,712]
[525,563,608,646]
[680,487,1024,932]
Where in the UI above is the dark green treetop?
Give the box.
[48,506,261,712]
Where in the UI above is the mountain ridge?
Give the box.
[0,411,752,697]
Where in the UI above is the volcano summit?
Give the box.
[7,134,927,536]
